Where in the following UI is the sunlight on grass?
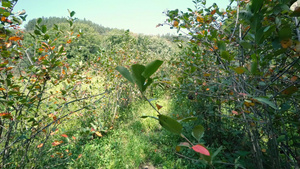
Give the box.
[63,93,197,168]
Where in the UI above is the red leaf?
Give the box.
[192,144,210,156]
[9,36,23,41]
[0,112,13,119]
[291,76,298,82]
[37,143,44,148]
[61,134,68,138]
[0,112,10,116]
[72,136,76,140]
[77,154,82,160]
[156,103,163,110]
[52,140,63,146]
[232,110,239,115]
[67,39,72,44]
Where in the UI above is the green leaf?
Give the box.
[255,27,265,44]
[44,34,50,40]
[221,51,233,61]
[37,18,42,25]
[34,30,41,36]
[68,9,76,17]
[254,97,278,110]
[192,125,205,141]
[158,114,183,134]
[277,135,285,142]
[3,12,10,17]
[131,64,146,92]
[2,1,11,8]
[41,25,47,33]
[20,15,27,21]
[61,90,67,95]
[116,66,134,84]
[234,67,245,74]
[69,20,73,27]
[278,26,292,40]
[217,41,226,52]
[251,0,263,13]
[0,8,6,13]
[12,16,22,25]
[28,32,35,39]
[264,25,276,40]
[143,78,153,92]
[251,61,258,75]
[211,146,223,160]
[240,41,252,49]
[53,24,59,30]
[70,11,76,17]
[142,60,163,79]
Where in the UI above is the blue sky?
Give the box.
[14,0,231,35]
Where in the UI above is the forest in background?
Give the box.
[0,0,299,168]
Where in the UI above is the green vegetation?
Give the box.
[1,0,299,168]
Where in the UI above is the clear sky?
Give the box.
[13,0,231,35]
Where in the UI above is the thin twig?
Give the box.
[180,133,194,146]
[263,57,300,91]
[229,0,240,41]
[0,91,108,156]
[141,91,161,115]
[175,152,199,161]
[25,49,34,65]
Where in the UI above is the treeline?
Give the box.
[25,17,112,34]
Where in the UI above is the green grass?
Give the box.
[22,80,203,168]
[67,96,179,168]
[40,93,200,169]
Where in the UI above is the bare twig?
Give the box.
[180,133,194,146]
[175,152,199,161]
[25,49,34,65]
[263,57,300,92]
[229,0,240,41]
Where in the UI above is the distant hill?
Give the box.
[25,17,113,34]
[24,17,189,42]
